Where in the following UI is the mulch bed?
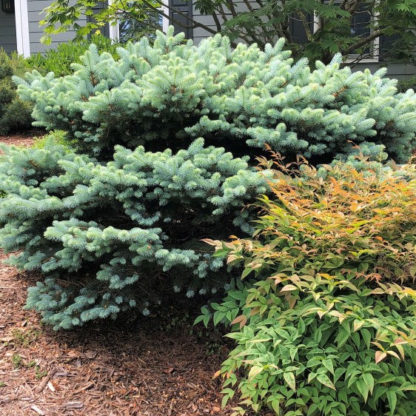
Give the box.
[0,250,238,415]
[0,133,39,148]
[0,136,261,416]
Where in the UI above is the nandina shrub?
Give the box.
[198,160,416,416]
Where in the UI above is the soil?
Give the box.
[0,133,39,148]
[0,251,240,416]
[0,136,262,416]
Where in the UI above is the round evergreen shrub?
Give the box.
[15,27,416,162]
[0,134,268,329]
[2,28,416,330]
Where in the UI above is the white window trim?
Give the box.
[14,0,30,57]
[161,0,169,33]
[344,8,380,64]
[108,0,120,42]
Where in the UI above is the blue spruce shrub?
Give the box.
[0,135,269,329]
[14,28,416,162]
[2,28,416,329]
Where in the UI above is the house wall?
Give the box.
[189,2,416,80]
[27,0,86,54]
[191,1,251,45]
[0,9,17,53]
[352,62,416,80]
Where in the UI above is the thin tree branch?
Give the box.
[298,11,313,41]
[226,0,237,17]
[343,29,383,54]
[212,11,222,32]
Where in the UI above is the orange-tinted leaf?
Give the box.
[375,351,387,364]
[231,315,247,329]
[280,285,297,293]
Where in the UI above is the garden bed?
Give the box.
[0,137,247,416]
[0,249,235,416]
[0,134,36,148]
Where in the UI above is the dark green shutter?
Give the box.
[169,0,193,39]
[289,14,313,44]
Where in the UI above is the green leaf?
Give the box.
[221,388,235,408]
[322,359,334,375]
[317,374,335,390]
[308,372,317,383]
[297,318,306,334]
[336,327,350,348]
[283,372,296,391]
[362,373,374,395]
[270,398,281,414]
[400,384,416,391]
[356,379,369,402]
[386,391,397,415]
[213,311,224,326]
[361,329,372,349]
[242,267,254,279]
[248,365,263,379]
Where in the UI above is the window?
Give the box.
[289,13,314,44]
[288,3,381,62]
[347,2,378,62]
[169,0,193,39]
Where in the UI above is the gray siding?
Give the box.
[0,9,17,53]
[191,3,416,79]
[27,0,86,54]
[192,1,252,44]
[352,62,416,80]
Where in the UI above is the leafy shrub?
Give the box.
[15,28,416,162]
[398,76,416,93]
[31,130,71,149]
[198,160,416,416]
[2,28,416,330]
[26,34,118,77]
[0,50,32,135]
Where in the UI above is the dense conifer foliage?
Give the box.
[15,28,416,163]
[2,29,416,329]
[0,137,268,329]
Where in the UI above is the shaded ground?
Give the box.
[0,136,260,416]
[0,133,38,148]
[0,251,239,415]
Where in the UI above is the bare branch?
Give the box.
[343,29,383,54]
[298,11,313,41]
[212,11,222,32]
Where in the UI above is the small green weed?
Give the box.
[35,366,48,380]
[11,353,23,368]
[11,328,40,347]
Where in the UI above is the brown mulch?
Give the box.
[0,136,260,416]
[0,133,40,148]
[0,251,240,416]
